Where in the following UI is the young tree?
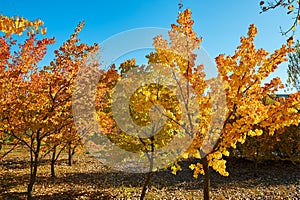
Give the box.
[92,59,185,199]
[1,17,98,198]
[0,15,47,159]
[1,33,55,200]
[40,21,97,178]
[147,8,300,200]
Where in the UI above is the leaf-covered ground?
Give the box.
[1,148,299,199]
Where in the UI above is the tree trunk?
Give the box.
[254,147,258,177]
[68,143,72,166]
[140,171,153,200]
[27,133,41,200]
[140,138,154,200]
[202,156,210,200]
[51,146,57,177]
[27,151,39,200]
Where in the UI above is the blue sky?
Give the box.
[1,0,299,93]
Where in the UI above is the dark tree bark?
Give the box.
[51,146,57,177]
[50,144,66,177]
[27,133,41,200]
[68,146,72,166]
[202,156,210,200]
[140,137,154,200]
[68,142,76,166]
[254,147,259,177]
[140,171,153,200]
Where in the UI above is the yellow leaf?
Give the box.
[223,150,230,157]
[171,163,182,175]
[194,150,201,159]
[189,164,196,170]
[255,129,263,136]
[41,27,46,35]
[181,152,189,159]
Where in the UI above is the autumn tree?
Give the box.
[146,8,300,200]
[0,15,47,159]
[84,8,208,199]
[74,26,200,198]
[233,93,300,175]
[235,123,300,163]
[87,57,185,199]
[200,23,300,200]
[0,29,54,200]
[1,16,98,198]
[70,5,300,200]
[80,8,300,200]
[273,124,300,162]
[41,21,97,178]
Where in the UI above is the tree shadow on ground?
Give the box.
[1,158,72,170]
[35,190,112,200]
[1,192,27,200]
[212,158,300,188]
[32,158,300,190]
[1,191,112,200]
[1,158,299,199]
[0,173,29,194]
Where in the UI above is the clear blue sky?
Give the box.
[1,0,299,93]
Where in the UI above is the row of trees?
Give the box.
[80,8,300,200]
[1,3,300,200]
[0,17,97,199]
[233,122,300,169]
[232,93,300,162]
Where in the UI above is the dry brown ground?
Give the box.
[0,147,299,199]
